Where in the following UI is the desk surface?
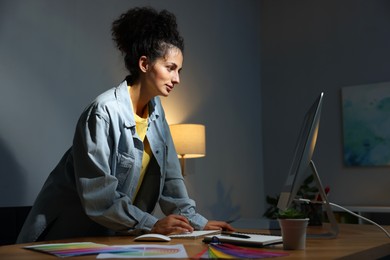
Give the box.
[1,224,390,259]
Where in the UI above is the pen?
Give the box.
[221,232,251,239]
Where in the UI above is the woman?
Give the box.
[17,6,233,243]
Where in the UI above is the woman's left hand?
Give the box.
[204,220,235,231]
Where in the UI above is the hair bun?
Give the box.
[112,7,182,55]
[111,6,184,81]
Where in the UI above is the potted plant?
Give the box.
[277,207,309,250]
[277,207,306,219]
[296,175,323,226]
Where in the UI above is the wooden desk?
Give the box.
[1,224,389,259]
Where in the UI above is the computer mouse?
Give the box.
[133,233,172,242]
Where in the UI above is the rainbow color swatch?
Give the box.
[24,242,188,258]
[24,242,132,257]
[97,244,188,258]
[194,243,289,259]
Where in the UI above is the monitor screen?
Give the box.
[277,92,324,211]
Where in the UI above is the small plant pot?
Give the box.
[278,218,309,250]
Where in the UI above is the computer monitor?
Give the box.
[277,92,339,238]
[277,92,323,211]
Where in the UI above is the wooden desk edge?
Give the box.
[1,224,390,259]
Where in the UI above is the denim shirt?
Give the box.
[16,80,207,243]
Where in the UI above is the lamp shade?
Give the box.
[169,124,206,158]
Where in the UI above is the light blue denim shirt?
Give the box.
[17,80,207,243]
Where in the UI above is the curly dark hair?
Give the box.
[111,7,184,83]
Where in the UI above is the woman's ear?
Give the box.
[139,56,149,73]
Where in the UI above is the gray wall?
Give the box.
[262,0,390,207]
[0,0,264,220]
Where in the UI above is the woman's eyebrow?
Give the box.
[168,62,182,71]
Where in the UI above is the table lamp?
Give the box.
[169,124,206,176]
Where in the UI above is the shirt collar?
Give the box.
[115,79,160,128]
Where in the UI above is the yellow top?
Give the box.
[128,87,152,198]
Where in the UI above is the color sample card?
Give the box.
[24,242,188,258]
[24,242,127,257]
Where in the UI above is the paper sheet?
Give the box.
[169,230,221,239]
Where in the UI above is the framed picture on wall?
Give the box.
[342,81,390,166]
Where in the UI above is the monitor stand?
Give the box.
[303,160,339,239]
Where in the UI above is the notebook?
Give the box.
[202,232,283,247]
[169,230,221,239]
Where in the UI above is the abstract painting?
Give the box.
[342,82,390,166]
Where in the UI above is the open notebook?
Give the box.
[202,232,282,247]
[169,230,221,239]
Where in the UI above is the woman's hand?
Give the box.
[151,214,194,235]
[204,220,235,232]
